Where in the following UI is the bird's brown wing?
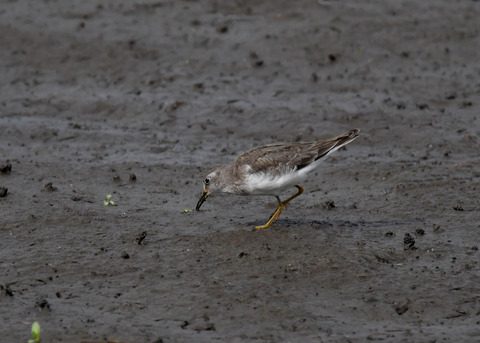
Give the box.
[232,143,313,174]
[232,129,359,174]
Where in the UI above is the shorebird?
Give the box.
[196,128,359,230]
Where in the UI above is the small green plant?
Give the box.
[28,321,40,343]
[183,209,192,213]
[103,194,116,206]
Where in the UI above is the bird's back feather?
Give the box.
[232,129,359,175]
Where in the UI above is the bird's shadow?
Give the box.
[247,218,422,229]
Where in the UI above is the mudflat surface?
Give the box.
[1,1,480,342]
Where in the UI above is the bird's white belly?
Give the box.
[244,171,307,195]
[240,156,330,195]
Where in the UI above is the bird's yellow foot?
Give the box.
[254,204,284,230]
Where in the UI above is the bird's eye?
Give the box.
[204,178,210,185]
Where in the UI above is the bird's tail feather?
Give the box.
[314,128,360,161]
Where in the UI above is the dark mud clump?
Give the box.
[0,163,12,174]
[0,187,8,197]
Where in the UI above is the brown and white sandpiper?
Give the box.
[196,128,360,230]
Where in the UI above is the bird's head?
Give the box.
[196,167,226,211]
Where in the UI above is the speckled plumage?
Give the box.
[196,129,360,230]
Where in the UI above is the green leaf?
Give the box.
[31,322,40,342]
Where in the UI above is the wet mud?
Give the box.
[1,1,479,342]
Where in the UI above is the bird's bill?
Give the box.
[196,191,210,211]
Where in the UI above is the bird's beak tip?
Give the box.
[196,191,209,211]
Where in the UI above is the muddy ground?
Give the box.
[1,0,480,342]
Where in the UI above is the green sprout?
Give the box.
[28,321,40,343]
[183,209,192,214]
[103,194,116,206]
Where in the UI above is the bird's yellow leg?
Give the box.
[281,185,304,207]
[254,186,304,230]
[254,196,284,230]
